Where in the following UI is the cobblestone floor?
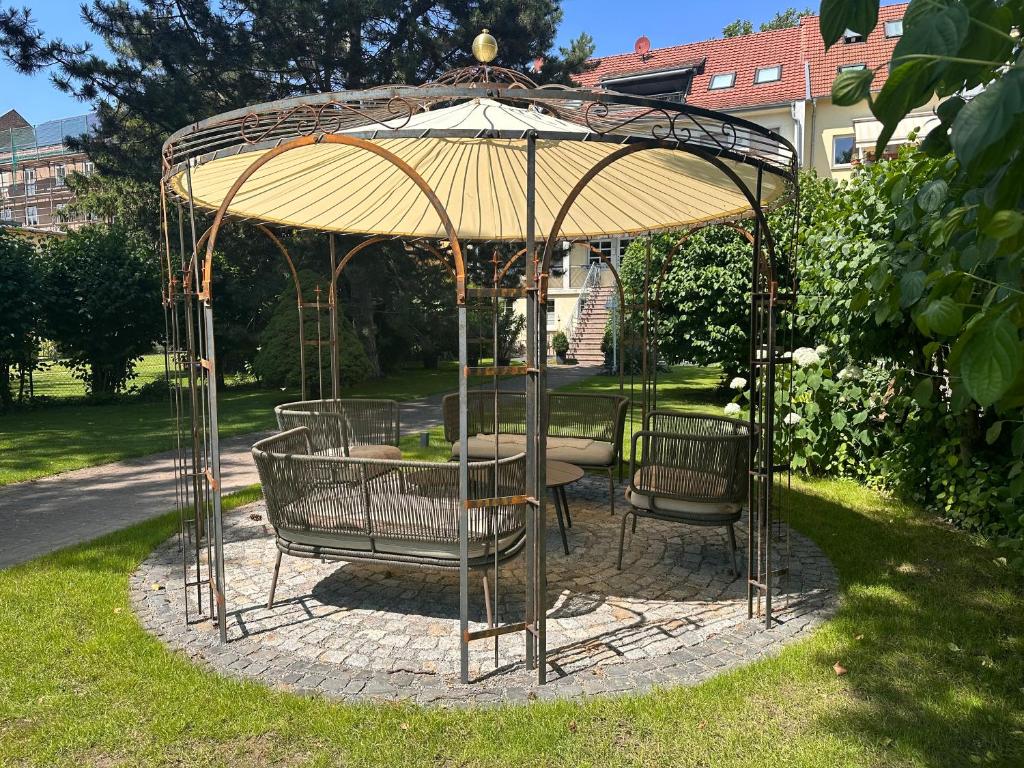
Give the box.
[132,475,838,706]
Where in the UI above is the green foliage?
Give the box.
[551,330,569,356]
[723,7,812,37]
[0,228,41,408]
[37,226,162,396]
[253,270,372,392]
[496,301,526,364]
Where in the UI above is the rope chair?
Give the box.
[619,412,750,576]
[274,398,400,459]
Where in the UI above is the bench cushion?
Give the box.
[451,434,615,467]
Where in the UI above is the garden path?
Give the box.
[0,364,600,569]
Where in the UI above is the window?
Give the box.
[884,19,904,38]
[546,299,556,328]
[708,72,735,90]
[23,167,36,196]
[589,239,613,266]
[0,171,6,199]
[832,135,856,167]
[838,63,867,73]
[602,67,697,102]
[54,164,66,187]
[25,206,39,226]
[1,207,13,222]
[618,238,634,257]
[754,65,782,84]
[843,29,865,44]
[82,161,95,176]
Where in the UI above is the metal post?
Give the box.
[524,131,538,671]
[458,301,470,683]
[329,233,340,401]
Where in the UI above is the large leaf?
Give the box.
[832,67,875,106]
[917,179,948,213]
[958,315,1022,406]
[899,270,927,307]
[893,0,969,67]
[820,0,879,49]
[872,60,937,155]
[983,210,1024,241]
[915,295,963,337]
[952,68,1024,170]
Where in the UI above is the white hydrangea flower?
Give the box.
[791,347,821,367]
[724,403,742,416]
[783,412,802,426]
[729,376,747,391]
[815,344,828,356]
[837,365,863,381]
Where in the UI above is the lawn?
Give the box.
[0,363,463,486]
[1,482,1021,766]
[0,367,1021,767]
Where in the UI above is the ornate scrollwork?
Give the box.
[239,97,416,145]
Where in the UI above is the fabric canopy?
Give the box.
[171,98,785,241]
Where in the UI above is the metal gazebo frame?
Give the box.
[159,59,799,685]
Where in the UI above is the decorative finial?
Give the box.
[472,29,498,63]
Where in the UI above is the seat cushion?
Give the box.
[347,444,402,460]
[450,434,614,466]
[627,466,741,519]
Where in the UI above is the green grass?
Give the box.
[1,482,1021,766]
[19,353,168,400]
[1,367,1022,766]
[0,364,463,486]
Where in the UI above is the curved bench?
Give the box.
[274,398,401,460]
[442,390,628,513]
[252,427,528,607]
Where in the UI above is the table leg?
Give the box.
[550,488,569,555]
[559,486,572,528]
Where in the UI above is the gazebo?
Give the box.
[159,33,799,686]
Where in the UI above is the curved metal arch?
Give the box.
[539,141,779,295]
[199,133,467,304]
[333,235,392,281]
[652,221,756,308]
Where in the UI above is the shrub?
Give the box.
[38,225,162,395]
[551,330,569,356]
[253,270,372,392]
[0,228,41,409]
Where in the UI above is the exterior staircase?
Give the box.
[567,282,615,366]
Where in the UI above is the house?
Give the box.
[547,2,936,363]
[0,110,99,232]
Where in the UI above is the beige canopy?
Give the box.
[170,98,785,241]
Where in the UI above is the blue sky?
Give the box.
[2,1,901,124]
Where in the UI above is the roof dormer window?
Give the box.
[754,65,782,84]
[838,63,867,73]
[843,29,865,44]
[884,19,904,38]
[708,72,736,90]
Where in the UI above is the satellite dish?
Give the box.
[635,35,651,57]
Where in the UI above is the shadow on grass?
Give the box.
[787,482,1024,767]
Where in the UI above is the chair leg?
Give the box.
[552,489,569,556]
[617,510,633,570]
[631,514,637,534]
[560,486,572,528]
[727,524,738,578]
[607,467,616,516]
[267,550,283,609]
[481,571,494,628]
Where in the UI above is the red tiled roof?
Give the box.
[575,3,908,110]
[801,4,907,97]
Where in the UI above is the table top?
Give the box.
[546,460,584,488]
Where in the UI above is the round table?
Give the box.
[546,460,584,555]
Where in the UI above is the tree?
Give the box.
[39,225,163,395]
[0,228,41,408]
[0,1,594,182]
[723,7,812,37]
[722,19,754,38]
[253,269,373,392]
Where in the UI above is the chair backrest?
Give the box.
[631,413,750,505]
[253,428,526,548]
[275,398,400,454]
[442,391,628,452]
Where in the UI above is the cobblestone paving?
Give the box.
[132,475,838,706]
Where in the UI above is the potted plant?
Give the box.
[551,330,570,364]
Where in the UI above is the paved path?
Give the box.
[0,365,600,569]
